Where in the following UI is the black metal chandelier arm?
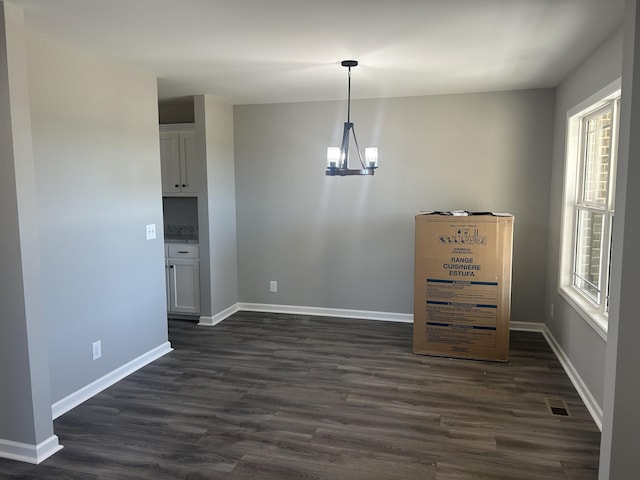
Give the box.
[350,123,366,169]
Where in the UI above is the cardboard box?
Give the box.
[413,212,514,362]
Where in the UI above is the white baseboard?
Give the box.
[510,321,545,332]
[237,302,414,323]
[542,326,603,431]
[236,304,548,331]
[51,342,173,420]
[0,434,63,464]
[198,303,240,326]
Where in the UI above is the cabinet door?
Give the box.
[160,132,182,194]
[167,259,200,314]
[164,259,170,312]
[179,132,200,194]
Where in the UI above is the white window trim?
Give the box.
[558,78,621,342]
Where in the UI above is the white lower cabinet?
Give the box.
[165,244,200,315]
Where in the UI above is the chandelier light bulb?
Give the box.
[365,147,378,168]
[327,147,341,168]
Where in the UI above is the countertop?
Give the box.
[164,237,199,244]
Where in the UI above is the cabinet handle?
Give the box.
[177,251,189,254]
[182,184,186,187]
[169,265,174,269]
[174,184,179,188]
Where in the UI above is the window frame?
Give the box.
[559,79,621,341]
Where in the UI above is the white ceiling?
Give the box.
[10,0,625,105]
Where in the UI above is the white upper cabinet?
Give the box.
[160,124,201,195]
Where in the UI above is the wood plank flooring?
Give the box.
[0,312,601,479]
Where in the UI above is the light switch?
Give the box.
[146,223,156,240]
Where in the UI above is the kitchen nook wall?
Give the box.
[195,95,239,317]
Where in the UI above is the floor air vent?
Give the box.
[545,398,570,417]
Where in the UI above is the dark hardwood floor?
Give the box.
[0,312,600,479]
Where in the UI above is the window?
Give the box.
[560,80,620,339]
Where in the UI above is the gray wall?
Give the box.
[544,27,623,411]
[234,90,555,321]
[0,1,55,449]
[26,29,169,403]
[159,97,195,124]
[195,95,239,316]
[600,3,640,475]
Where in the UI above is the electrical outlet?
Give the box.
[92,340,102,360]
[145,223,156,240]
[550,303,555,319]
[270,280,278,293]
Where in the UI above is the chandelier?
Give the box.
[326,60,378,176]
